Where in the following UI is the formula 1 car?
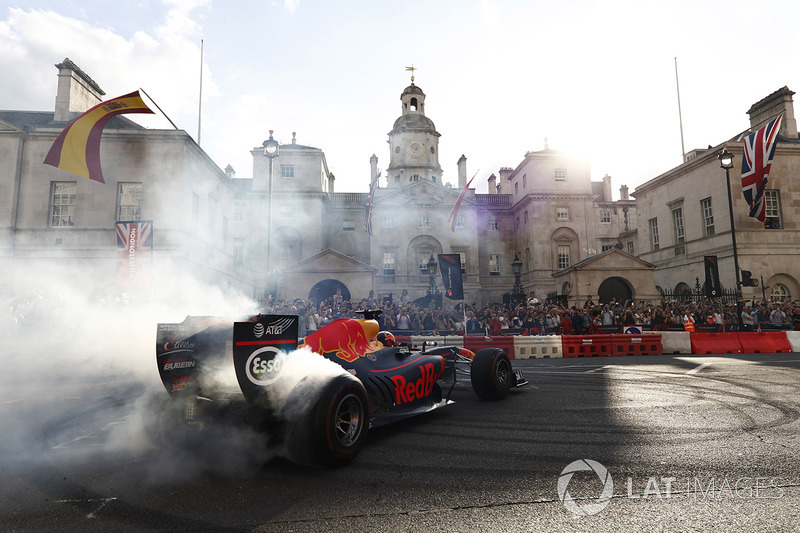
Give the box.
[156,310,527,466]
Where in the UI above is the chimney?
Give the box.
[498,167,513,183]
[603,174,612,202]
[457,154,467,189]
[370,154,378,185]
[54,58,105,122]
[487,173,497,194]
[225,164,235,179]
[747,86,798,139]
[620,184,629,201]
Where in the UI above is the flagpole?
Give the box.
[197,39,204,145]
[675,57,686,162]
[139,88,180,130]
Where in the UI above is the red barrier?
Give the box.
[463,336,516,359]
[561,335,612,357]
[736,332,792,353]
[690,333,741,354]
[610,334,663,356]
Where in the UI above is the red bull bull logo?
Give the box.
[301,318,378,363]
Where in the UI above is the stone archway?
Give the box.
[308,279,351,308]
[598,277,633,304]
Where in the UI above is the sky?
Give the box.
[2,0,800,196]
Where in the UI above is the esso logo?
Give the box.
[245,347,285,386]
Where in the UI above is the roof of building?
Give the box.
[0,110,144,132]
[391,113,437,133]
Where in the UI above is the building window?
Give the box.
[419,251,434,275]
[701,197,715,236]
[455,251,467,273]
[602,245,613,252]
[418,215,430,227]
[281,164,294,178]
[514,182,519,195]
[208,194,218,231]
[116,183,142,221]
[557,207,570,221]
[383,252,396,276]
[49,181,76,227]
[410,174,421,182]
[382,215,395,228]
[771,283,790,302]
[627,241,634,255]
[515,217,520,228]
[555,169,567,181]
[455,215,464,228]
[523,174,527,188]
[488,220,498,230]
[649,218,659,250]
[192,193,200,233]
[672,208,685,244]
[234,201,245,223]
[557,245,571,269]
[233,238,245,269]
[764,189,781,228]
[600,209,611,224]
[523,211,529,225]
[489,254,500,276]
[342,220,355,231]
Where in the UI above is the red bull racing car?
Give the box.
[156,310,527,466]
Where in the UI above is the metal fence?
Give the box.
[659,287,739,306]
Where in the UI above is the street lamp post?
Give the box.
[511,253,524,305]
[718,146,744,330]
[262,130,280,298]
[426,254,439,296]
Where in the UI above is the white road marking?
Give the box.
[57,497,117,519]
[687,362,712,375]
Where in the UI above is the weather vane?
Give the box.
[405,65,417,83]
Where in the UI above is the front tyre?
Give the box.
[312,374,369,466]
[470,348,512,400]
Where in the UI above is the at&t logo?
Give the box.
[557,459,614,516]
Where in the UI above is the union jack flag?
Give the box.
[741,113,782,222]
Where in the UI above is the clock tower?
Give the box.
[385,82,443,188]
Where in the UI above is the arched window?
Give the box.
[771,283,790,302]
[410,98,418,111]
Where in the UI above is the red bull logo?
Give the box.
[301,318,378,363]
[389,362,443,404]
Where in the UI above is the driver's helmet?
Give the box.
[376,331,396,347]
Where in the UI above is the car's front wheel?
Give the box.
[470,348,512,400]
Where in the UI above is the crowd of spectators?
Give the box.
[261,289,800,338]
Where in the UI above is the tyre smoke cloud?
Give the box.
[0,259,344,481]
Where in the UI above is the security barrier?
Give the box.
[660,331,692,354]
[786,331,800,353]
[464,335,516,358]
[411,335,465,349]
[736,332,792,353]
[610,334,662,356]
[514,336,564,359]
[561,335,612,357]
[690,332,741,354]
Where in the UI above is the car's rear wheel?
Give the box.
[470,348,512,400]
[311,374,369,466]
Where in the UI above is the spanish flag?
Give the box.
[44,91,154,184]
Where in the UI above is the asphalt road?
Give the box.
[1,353,800,532]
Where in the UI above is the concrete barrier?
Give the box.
[514,335,563,359]
[660,331,692,354]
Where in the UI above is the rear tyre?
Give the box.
[311,374,369,466]
[470,348,512,400]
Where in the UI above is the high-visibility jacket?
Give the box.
[683,314,695,332]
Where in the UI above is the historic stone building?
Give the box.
[0,59,655,309]
[633,86,800,304]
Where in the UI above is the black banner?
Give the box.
[704,255,721,298]
[438,254,464,300]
